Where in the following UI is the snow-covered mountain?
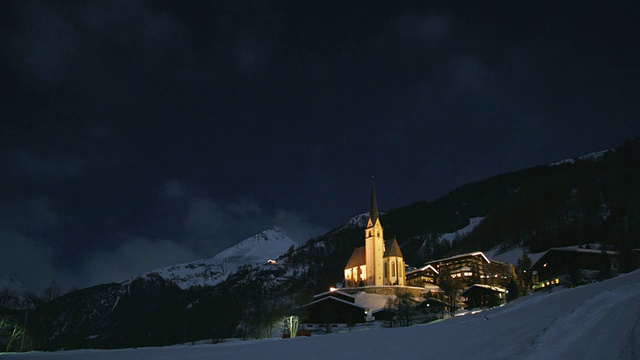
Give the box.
[0,272,38,309]
[549,149,612,166]
[127,226,297,289]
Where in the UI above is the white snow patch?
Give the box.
[124,226,296,289]
[549,149,612,166]
[343,212,369,228]
[441,217,484,244]
[485,246,544,266]
[353,292,395,313]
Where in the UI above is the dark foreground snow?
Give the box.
[3,270,640,359]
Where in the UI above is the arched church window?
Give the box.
[368,231,372,237]
[392,261,396,277]
[377,231,380,237]
[384,263,388,278]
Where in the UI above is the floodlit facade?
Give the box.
[344,182,405,287]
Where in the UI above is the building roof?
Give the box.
[301,295,366,310]
[460,284,507,297]
[530,246,621,270]
[406,264,439,276]
[425,251,491,266]
[313,290,356,302]
[345,246,366,269]
[384,237,403,258]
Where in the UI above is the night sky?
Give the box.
[1,1,639,292]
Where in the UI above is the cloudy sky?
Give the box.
[1,1,638,293]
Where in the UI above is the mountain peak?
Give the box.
[128,227,296,289]
[211,226,296,264]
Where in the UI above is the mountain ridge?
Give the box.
[5,137,639,351]
[125,226,296,290]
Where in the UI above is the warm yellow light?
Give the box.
[329,287,338,292]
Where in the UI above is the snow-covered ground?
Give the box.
[5,269,639,359]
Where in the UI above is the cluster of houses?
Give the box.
[293,184,636,334]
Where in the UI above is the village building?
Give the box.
[460,284,507,308]
[298,290,366,325]
[299,184,515,330]
[406,264,439,287]
[529,246,630,289]
[423,251,491,286]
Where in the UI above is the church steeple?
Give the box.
[369,178,379,225]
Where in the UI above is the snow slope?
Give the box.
[486,246,543,266]
[441,216,484,244]
[549,149,612,166]
[345,212,369,228]
[125,226,296,289]
[7,269,640,359]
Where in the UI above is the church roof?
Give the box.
[369,179,379,225]
[384,237,403,258]
[345,246,366,269]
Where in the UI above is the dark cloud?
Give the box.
[79,235,199,286]
[9,150,86,180]
[0,229,60,292]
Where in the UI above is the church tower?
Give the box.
[365,180,385,286]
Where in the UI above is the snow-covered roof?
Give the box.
[426,251,491,266]
[530,246,621,269]
[353,291,395,312]
[302,295,366,309]
[406,264,439,276]
[313,290,356,300]
[464,284,507,293]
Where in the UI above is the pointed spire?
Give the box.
[369,177,379,225]
[385,236,403,257]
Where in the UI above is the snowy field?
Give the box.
[3,270,640,360]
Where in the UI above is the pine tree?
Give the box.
[516,249,533,290]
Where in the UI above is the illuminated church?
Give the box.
[343,182,405,287]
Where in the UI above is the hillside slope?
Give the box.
[7,269,640,359]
